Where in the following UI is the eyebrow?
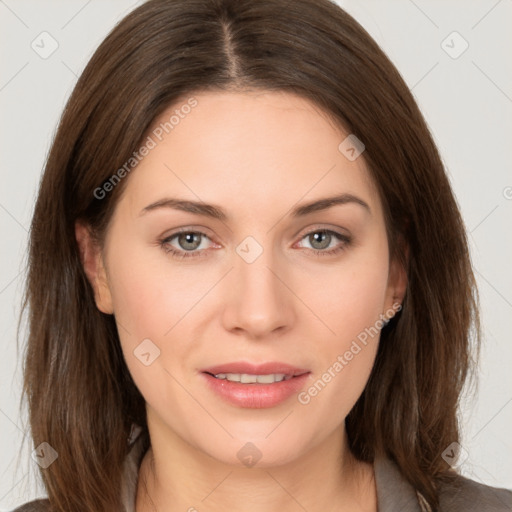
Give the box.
[139,193,371,220]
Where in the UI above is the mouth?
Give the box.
[204,372,298,384]
[200,362,311,408]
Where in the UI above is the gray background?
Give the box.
[1,0,511,508]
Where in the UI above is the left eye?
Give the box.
[296,229,348,252]
[294,229,351,256]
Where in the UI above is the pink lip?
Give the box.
[200,361,311,409]
[201,361,310,377]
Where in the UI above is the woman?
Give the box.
[15,0,512,511]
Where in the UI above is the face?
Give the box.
[77,90,406,468]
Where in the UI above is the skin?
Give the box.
[76,90,407,512]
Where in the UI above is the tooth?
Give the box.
[241,373,258,383]
[256,374,276,384]
[213,373,290,383]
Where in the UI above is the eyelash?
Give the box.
[158,228,351,260]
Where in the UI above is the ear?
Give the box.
[75,220,114,314]
[383,238,409,319]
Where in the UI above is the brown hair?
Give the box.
[19,0,480,510]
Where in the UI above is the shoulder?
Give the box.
[11,498,51,512]
[374,455,512,512]
[437,473,512,512]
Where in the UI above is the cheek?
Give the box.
[106,250,200,411]
[104,237,220,390]
[297,293,383,435]
[106,237,213,338]
[295,241,388,415]
[302,244,390,343]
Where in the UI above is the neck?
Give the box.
[135,411,376,512]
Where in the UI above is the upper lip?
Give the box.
[202,362,310,377]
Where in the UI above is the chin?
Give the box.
[197,432,309,470]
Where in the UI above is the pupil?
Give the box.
[180,233,200,250]
[311,231,330,249]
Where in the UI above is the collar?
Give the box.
[374,455,423,512]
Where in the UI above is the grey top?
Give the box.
[12,430,512,512]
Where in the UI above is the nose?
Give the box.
[221,242,296,339]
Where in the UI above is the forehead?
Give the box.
[120,90,380,218]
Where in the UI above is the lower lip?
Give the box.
[201,372,311,408]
